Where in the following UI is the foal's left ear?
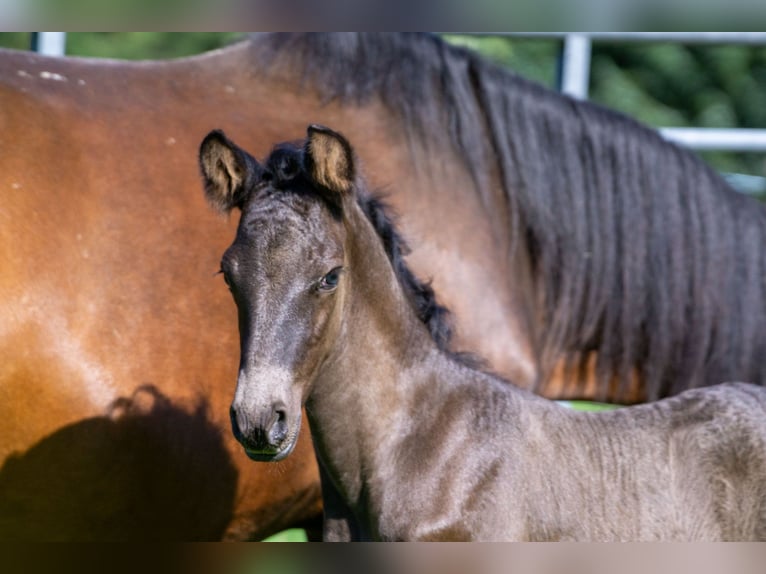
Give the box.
[304,125,356,198]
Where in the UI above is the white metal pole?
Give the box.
[32,32,67,56]
[560,33,592,99]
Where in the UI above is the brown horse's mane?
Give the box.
[251,33,766,401]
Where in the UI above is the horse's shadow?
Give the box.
[0,384,238,541]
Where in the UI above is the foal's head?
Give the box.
[200,126,362,461]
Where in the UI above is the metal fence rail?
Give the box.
[658,128,766,152]
[494,32,766,44]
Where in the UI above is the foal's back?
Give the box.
[660,382,766,541]
[514,382,766,541]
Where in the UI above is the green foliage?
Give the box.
[261,528,308,542]
[591,42,766,178]
[0,33,32,50]
[560,401,621,412]
[591,55,689,127]
[444,34,559,87]
[0,32,244,60]
[65,33,245,60]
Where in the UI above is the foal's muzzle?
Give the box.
[230,402,298,462]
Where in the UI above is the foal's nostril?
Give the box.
[230,402,289,451]
[268,405,289,445]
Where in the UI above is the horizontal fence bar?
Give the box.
[483,32,766,45]
[660,128,766,152]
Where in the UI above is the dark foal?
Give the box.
[200,125,766,541]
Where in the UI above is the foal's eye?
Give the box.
[318,267,343,292]
[217,268,232,289]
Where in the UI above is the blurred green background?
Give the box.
[0,32,763,181]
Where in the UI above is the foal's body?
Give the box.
[309,293,766,541]
[200,126,766,541]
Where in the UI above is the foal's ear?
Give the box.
[199,130,261,213]
[304,125,355,198]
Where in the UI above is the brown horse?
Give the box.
[200,124,766,541]
[0,33,532,541]
[2,33,765,540]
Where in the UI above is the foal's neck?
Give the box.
[306,202,459,498]
[313,203,442,395]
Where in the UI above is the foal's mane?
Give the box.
[357,193,454,349]
[252,33,766,401]
[356,193,481,368]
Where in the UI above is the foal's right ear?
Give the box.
[199,130,261,213]
[304,124,355,198]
